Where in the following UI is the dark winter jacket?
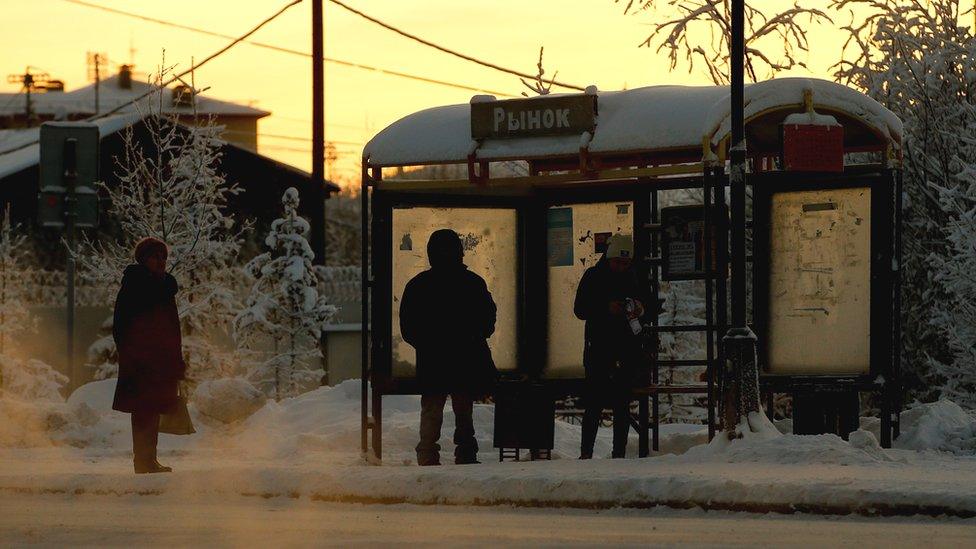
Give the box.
[399,263,498,396]
[574,258,650,372]
[112,264,185,414]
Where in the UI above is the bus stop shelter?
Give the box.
[360,77,904,462]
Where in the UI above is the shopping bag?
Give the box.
[159,386,195,435]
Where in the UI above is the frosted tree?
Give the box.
[0,206,67,401]
[76,66,247,387]
[615,0,831,84]
[235,188,336,401]
[833,0,976,405]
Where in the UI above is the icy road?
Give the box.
[2,493,975,547]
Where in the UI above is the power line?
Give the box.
[328,0,586,92]
[222,129,362,146]
[60,0,515,97]
[1,0,303,157]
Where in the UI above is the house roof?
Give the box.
[0,113,337,193]
[0,74,270,119]
[364,78,902,167]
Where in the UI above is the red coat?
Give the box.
[111,264,186,414]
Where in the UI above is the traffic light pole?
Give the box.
[63,138,78,391]
[722,0,761,434]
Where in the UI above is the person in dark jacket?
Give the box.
[574,234,654,459]
[112,237,186,474]
[399,229,498,466]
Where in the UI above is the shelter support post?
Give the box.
[703,175,716,441]
[636,185,652,458]
[371,385,383,460]
[650,186,660,453]
[893,169,904,440]
[360,163,370,458]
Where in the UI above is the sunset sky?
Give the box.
[2,0,866,186]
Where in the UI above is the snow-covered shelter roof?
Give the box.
[0,74,269,119]
[364,78,902,168]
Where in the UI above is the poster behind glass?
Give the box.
[767,188,871,375]
[391,207,518,377]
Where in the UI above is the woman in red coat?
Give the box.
[111,237,186,474]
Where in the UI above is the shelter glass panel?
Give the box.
[767,187,871,375]
[391,207,518,377]
[546,201,634,377]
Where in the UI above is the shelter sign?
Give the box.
[471,95,597,140]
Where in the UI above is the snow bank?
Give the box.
[5,380,976,516]
[192,378,266,425]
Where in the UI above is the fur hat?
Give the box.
[605,234,634,260]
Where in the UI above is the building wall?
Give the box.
[170,115,259,151]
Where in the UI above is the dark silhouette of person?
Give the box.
[574,234,655,459]
[111,237,186,474]
[399,229,497,466]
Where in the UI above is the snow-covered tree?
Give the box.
[833,0,976,406]
[0,206,67,401]
[76,67,248,387]
[615,0,832,84]
[235,188,336,401]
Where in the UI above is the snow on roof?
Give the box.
[0,112,144,179]
[0,113,325,187]
[0,74,269,118]
[364,78,902,167]
[704,78,901,147]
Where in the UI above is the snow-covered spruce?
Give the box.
[834,0,976,405]
[235,188,336,401]
[74,67,248,387]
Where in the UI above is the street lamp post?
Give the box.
[722,0,761,433]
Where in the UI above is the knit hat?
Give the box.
[605,234,634,260]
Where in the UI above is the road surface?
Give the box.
[2,493,974,547]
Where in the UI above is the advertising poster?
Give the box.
[547,207,574,266]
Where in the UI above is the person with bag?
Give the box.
[111,237,188,474]
[574,234,659,459]
[399,229,498,466]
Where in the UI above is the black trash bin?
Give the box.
[493,381,555,461]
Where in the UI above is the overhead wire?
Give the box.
[327,0,586,92]
[60,0,515,97]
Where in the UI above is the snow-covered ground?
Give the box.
[4,493,976,547]
[2,379,976,518]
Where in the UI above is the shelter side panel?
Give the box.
[767,187,871,375]
[391,207,518,377]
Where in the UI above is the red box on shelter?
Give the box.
[782,123,844,172]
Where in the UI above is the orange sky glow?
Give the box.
[2,0,867,187]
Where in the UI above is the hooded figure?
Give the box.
[399,228,497,465]
[112,237,186,474]
[574,234,654,459]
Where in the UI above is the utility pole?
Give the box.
[310,0,327,265]
[722,0,761,434]
[87,52,106,115]
[7,67,50,127]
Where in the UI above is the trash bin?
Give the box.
[493,380,555,461]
